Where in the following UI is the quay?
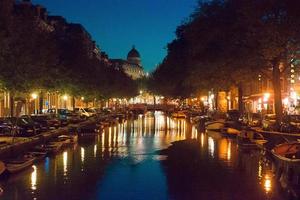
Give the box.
[0,119,96,159]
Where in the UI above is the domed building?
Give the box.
[111,46,145,80]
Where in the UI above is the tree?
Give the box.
[0,2,58,116]
[151,0,300,126]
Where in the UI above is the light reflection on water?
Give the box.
[0,111,289,200]
[63,151,67,176]
[31,165,37,191]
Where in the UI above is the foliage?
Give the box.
[151,0,300,122]
[0,1,138,112]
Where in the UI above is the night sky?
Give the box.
[32,0,197,72]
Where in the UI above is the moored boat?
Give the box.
[272,142,300,162]
[33,141,63,155]
[237,130,266,149]
[46,141,63,153]
[5,156,35,174]
[26,151,47,161]
[171,111,187,118]
[59,134,78,144]
[0,161,6,176]
[220,121,243,137]
[205,121,225,132]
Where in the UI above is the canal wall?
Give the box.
[0,120,95,160]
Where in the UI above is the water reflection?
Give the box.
[208,137,215,158]
[31,165,37,191]
[264,174,272,193]
[0,111,292,200]
[94,145,97,158]
[80,147,85,171]
[63,151,68,176]
[200,133,205,148]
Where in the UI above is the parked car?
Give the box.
[56,109,81,124]
[262,114,277,131]
[101,108,112,115]
[53,113,68,126]
[226,110,241,122]
[280,115,300,133]
[0,117,14,135]
[30,115,49,132]
[7,117,38,136]
[239,113,249,125]
[32,114,61,130]
[74,108,96,119]
[248,113,262,127]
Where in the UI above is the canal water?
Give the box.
[0,111,292,200]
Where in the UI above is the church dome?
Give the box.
[127,46,140,59]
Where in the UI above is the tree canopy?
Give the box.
[0,1,138,113]
[151,0,300,123]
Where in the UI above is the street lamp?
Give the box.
[63,95,68,101]
[263,93,270,113]
[63,95,68,108]
[263,93,270,102]
[31,93,38,100]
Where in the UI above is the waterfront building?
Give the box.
[111,46,145,80]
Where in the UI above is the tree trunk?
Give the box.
[238,83,244,114]
[10,93,14,117]
[39,90,43,114]
[72,96,75,110]
[272,61,283,126]
[215,91,218,110]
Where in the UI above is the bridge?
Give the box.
[128,104,176,112]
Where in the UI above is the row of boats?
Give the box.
[0,113,127,176]
[0,134,77,176]
[204,119,300,164]
[201,117,300,199]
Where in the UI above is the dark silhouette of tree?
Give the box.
[151,0,300,125]
[0,2,58,116]
[0,1,138,115]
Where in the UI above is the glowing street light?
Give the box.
[283,97,289,106]
[81,96,84,101]
[263,93,270,102]
[31,93,38,114]
[31,93,38,100]
[63,95,68,101]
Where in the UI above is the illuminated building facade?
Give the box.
[111,46,145,80]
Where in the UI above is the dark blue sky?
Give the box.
[33,0,197,72]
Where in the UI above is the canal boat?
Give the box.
[46,141,64,153]
[33,142,63,155]
[54,136,71,147]
[237,130,266,149]
[0,161,6,176]
[78,123,100,135]
[5,156,35,174]
[190,116,201,124]
[205,120,225,132]
[59,134,78,144]
[271,142,300,163]
[221,127,240,137]
[171,111,187,119]
[26,151,47,161]
[220,121,242,137]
